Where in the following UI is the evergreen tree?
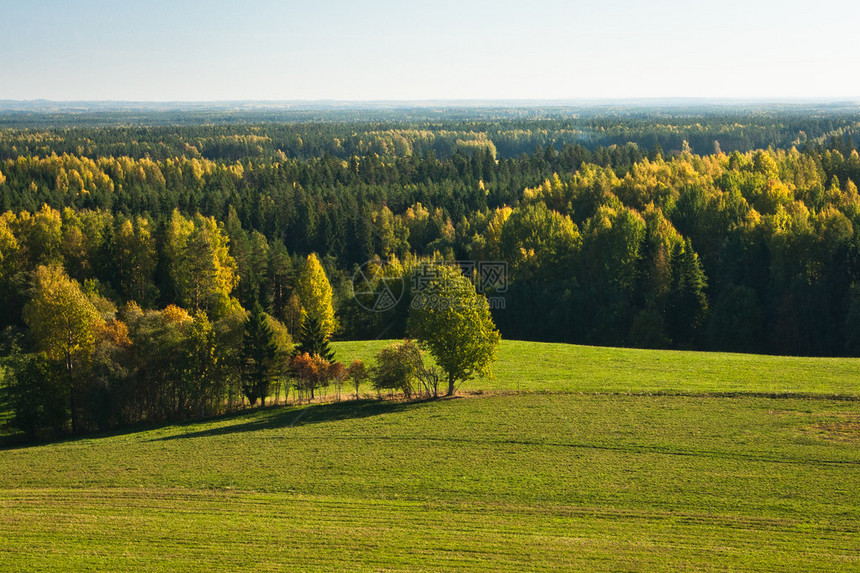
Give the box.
[6,352,67,437]
[667,239,709,347]
[293,315,335,362]
[240,302,277,406]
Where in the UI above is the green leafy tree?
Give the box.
[408,264,501,395]
[5,353,67,437]
[500,203,581,281]
[371,339,423,398]
[115,217,157,305]
[86,317,132,430]
[263,313,292,403]
[0,215,25,327]
[124,304,192,421]
[183,311,222,416]
[582,205,646,294]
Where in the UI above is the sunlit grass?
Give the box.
[333,339,860,396]
[2,392,859,570]
[1,340,859,570]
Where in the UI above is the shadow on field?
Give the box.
[150,398,432,442]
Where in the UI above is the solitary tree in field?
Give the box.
[408,264,501,396]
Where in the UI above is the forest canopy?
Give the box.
[1,105,859,358]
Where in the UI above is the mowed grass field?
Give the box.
[1,341,859,571]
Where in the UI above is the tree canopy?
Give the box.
[408,264,501,395]
[295,253,337,338]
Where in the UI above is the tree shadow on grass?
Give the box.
[0,396,444,450]
[150,398,436,442]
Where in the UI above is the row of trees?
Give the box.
[3,249,330,435]
[3,251,501,437]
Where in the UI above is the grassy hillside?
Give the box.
[335,339,860,395]
[1,341,859,571]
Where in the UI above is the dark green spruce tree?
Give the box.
[240,302,277,406]
[294,315,335,362]
[667,238,709,348]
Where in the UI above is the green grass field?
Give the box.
[335,339,860,396]
[1,341,859,571]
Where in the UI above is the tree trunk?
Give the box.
[69,386,78,433]
[447,373,455,396]
[67,353,77,433]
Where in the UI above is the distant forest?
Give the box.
[1,105,860,357]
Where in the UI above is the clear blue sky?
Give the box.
[2,0,859,101]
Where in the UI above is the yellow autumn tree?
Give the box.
[295,253,337,337]
[164,210,238,312]
[478,206,512,261]
[0,214,20,279]
[22,264,103,432]
[12,205,62,266]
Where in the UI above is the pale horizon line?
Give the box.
[2,97,860,106]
